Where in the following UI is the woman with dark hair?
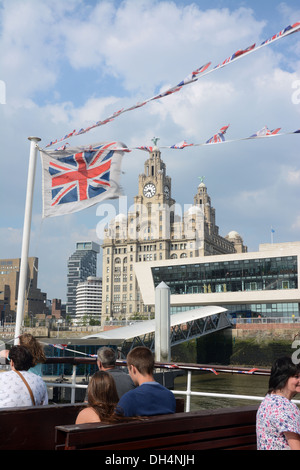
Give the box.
[76,371,124,424]
[256,356,300,450]
[0,345,48,408]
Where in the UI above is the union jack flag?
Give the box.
[206,125,229,144]
[249,126,281,138]
[40,142,126,217]
[170,140,193,149]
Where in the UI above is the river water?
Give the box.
[173,371,269,410]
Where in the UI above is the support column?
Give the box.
[154,281,170,362]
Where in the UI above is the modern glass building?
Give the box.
[66,242,100,318]
[134,242,300,321]
[152,256,297,295]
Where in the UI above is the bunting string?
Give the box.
[45,344,264,375]
[139,125,300,151]
[54,125,300,153]
[44,21,300,149]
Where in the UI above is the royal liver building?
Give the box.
[101,141,247,322]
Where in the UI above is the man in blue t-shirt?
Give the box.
[117,346,176,417]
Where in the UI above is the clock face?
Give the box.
[143,183,156,198]
[164,185,170,198]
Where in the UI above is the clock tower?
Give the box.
[135,138,175,208]
[132,139,175,241]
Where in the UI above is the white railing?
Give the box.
[233,316,300,324]
[41,359,300,412]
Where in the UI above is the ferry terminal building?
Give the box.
[134,241,300,321]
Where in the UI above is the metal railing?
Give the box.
[233,316,300,324]
[39,357,300,412]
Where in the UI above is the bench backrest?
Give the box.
[0,397,184,450]
[55,405,258,451]
[0,403,83,450]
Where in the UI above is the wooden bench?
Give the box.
[0,403,83,450]
[55,405,258,451]
[0,398,184,450]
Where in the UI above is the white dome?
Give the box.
[186,205,203,215]
[226,230,242,240]
[115,213,127,221]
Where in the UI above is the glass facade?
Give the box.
[66,244,100,317]
[152,256,298,295]
[170,302,300,319]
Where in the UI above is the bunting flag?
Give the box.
[44,21,300,149]
[40,142,127,218]
[50,344,68,350]
[236,368,258,374]
[170,140,194,149]
[135,145,155,152]
[249,125,281,138]
[206,124,230,144]
[213,44,256,70]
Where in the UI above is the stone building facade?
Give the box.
[101,144,247,322]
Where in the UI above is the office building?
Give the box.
[66,241,100,318]
[0,257,47,321]
[75,276,102,324]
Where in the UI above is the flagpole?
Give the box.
[14,137,41,344]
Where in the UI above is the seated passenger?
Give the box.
[76,371,123,424]
[84,347,135,402]
[0,345,48,408]
[117,346,176,417]
[19,333,46,376]
[256,356,300,450]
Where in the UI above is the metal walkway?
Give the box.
[83,306,231,356]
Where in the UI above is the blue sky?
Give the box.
[0,0,300,303]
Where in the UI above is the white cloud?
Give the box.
[292,215,300,230]
[285,168,300,184]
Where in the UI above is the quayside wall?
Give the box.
[193,322,300,368]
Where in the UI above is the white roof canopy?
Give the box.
[82,305,227,342]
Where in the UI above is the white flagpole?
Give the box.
[14,137,41,344]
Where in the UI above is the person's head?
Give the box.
[19,333,46,366]
[126,347,154,378]
[268,356,300,395]
[97,347,117,370]
[87,371,119,420]
[9,345,33,371]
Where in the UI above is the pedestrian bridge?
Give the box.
[82,306,231,356]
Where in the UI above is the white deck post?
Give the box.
[14,137,41,344]
[155,281,170,362]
